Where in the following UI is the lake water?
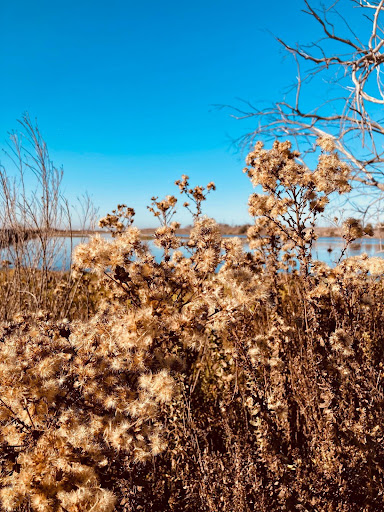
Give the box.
[3,234,384,271]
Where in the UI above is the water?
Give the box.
[3,234,384,271]
[312,237,384,265]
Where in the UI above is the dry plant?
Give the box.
[0,309,174,512]
[0,115,98,321]
[1,141,384,511]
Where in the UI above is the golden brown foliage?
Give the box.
[1,142,384,511]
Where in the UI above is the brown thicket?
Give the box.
[1,138,384,511]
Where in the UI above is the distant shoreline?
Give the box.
[51,226,384,239]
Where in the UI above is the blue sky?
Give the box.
[1,0,337,227]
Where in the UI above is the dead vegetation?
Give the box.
[0,139,383,511]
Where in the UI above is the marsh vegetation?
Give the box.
[0,137,383,511]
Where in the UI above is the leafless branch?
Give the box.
[230,0,384,204]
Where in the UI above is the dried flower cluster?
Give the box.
[175,175,216,219]
[98,205,136,237]
[0,309,174,511]
[1,141,384,511]
[244,139,351,277]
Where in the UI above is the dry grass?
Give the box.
[0,115,98,321]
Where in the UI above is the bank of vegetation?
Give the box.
[0,137,383,511]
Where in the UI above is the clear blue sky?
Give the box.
[1,0,330,227]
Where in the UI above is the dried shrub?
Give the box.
[1,141,384,511]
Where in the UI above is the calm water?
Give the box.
[3,235,384,271]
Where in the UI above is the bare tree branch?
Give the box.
[230,0,384,203]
